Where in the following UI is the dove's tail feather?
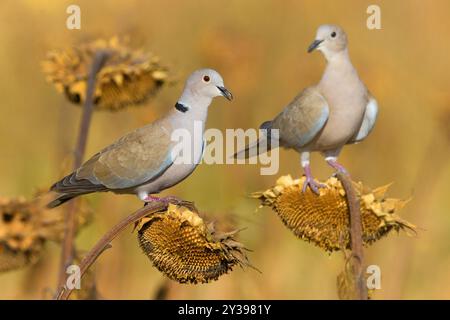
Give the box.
[259,120,273,131]
[46,193,80,209]
[233,120,274,160]
[233,139,265,160]
[47,172,107,208]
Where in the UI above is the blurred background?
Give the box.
[0,0,449,299]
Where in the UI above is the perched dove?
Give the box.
[48,69,232,208]
[235,25,378,193]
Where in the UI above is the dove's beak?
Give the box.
[307,39,324,53]
[217,86,233,101]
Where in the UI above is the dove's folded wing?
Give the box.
[272,86,329,149]
[54,120,175,193]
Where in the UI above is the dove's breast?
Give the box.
[310,68,368,151]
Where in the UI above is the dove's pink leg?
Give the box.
[326,158,349,175]
[300,152,325,194]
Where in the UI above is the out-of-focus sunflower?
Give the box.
[135,203,252,284]
[42,37,169,111]
[0,192,91,272]
[251,175,416,252]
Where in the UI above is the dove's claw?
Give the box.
[162,196,184,205]
[143,195,182,205]
[302,164,326,195]
[302,178,326,194]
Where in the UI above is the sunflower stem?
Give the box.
[336,172,368,300]
[56,50,110,295]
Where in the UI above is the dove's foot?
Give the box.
[143,195,183,205]
[302,177,326,194]
[302,165,326,194]
[326,159,349,176]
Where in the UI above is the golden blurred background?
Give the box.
[0,0,449,299]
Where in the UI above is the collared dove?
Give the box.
[235,25,378,193]
[48,69,232,208]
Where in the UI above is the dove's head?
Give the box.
[307,25,348,60]
[181,69,233,104]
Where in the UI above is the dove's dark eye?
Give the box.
[203,75,210,82]
[331,32,337,38]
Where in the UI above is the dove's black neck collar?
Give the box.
[175,102,189,113]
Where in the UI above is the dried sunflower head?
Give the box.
[135,203,251,284]
[0,193,91,272]
[42,37,169,111]
[251,175,416,252]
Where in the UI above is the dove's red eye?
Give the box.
[203,75,210,82]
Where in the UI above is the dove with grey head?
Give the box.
[235,25,378,193]
[48,68,232,208]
